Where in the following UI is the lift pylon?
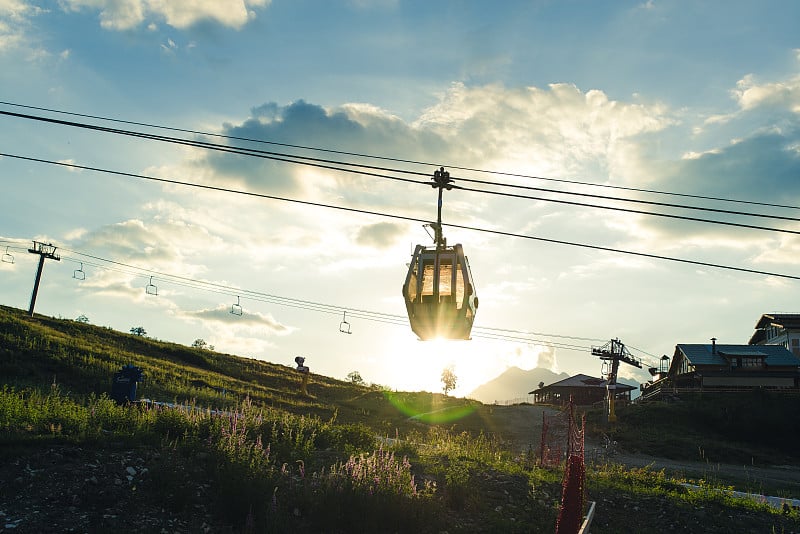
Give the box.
[27,241,60,317]
[591,338,642,423]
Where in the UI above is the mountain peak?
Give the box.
[467,366,569,404]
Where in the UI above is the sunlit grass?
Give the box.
[2,305,800,533]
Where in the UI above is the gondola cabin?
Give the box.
[402,243,478,340]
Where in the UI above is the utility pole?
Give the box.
[28,241,60,317]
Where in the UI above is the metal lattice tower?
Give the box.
[591,338,642,423]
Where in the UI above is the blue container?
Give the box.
[111,364,144,404]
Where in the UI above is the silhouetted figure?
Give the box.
[295,356,310,396]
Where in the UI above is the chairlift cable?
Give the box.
[52,249,604,349]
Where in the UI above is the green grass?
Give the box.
[2,304,800,532]
[586,393,800,465]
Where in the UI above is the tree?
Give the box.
[130,326,147,337]
[441,365,457,396]
[346,371,365,385]
[192,338,215,351]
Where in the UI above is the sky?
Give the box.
[2,0,800,398]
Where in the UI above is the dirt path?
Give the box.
[608,451,800,492]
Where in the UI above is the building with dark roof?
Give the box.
[529,373,635,406]
[640,339,800,400]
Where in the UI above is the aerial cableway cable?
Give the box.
[2,109,800,230]
[2,100,798,212]
[452,176,800,223]
[450,183,800,236]
[1,130,799,236]
[4,152,800,282]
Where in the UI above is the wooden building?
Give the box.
[529,373,635,406]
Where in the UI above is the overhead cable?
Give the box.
[2,109,800,231]
[1,100,797,211]
[4,152,800,282]
[1,117,799,236]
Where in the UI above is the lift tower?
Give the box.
[28,241,60,317]
[591,338,642,423]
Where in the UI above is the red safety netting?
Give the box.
[539,407,568,468]
[552,397,587,534]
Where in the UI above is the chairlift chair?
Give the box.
[231,296,243,316]
[1,247,13,264]
[145,276,158,296]
[339,311,352,334]
[73,262,86,281]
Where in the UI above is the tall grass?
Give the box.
[0,385,441,531]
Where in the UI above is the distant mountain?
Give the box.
[466,366,570,404]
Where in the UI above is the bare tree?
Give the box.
[441,365,457,396]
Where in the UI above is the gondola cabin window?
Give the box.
[406,257,419,304]
[438,260,452,301]
[455,261,465,309]
[421,260,435,301]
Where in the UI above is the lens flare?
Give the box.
[384,391,477,423]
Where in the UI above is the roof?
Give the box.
[749,313,800,344]
[529,373,635,394]
[676,343,800,367]
[753,313,800,330]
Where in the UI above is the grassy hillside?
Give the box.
[1,304,799,533]
[588,392,800,466]
[0,304,479,433]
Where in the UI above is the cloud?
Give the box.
[179,304,291,335]
[652,129,800,208]
[160,37,177,53]
[194,83,675,241]
[535,346,558,373]
[72,218,213,276]
[733,73,800,114]
[199,99,449,215]
[414,82,674,177]
[593,66,800,256]
[0,0,45,52]
[355,222,405,249]
[59,0,271,31]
